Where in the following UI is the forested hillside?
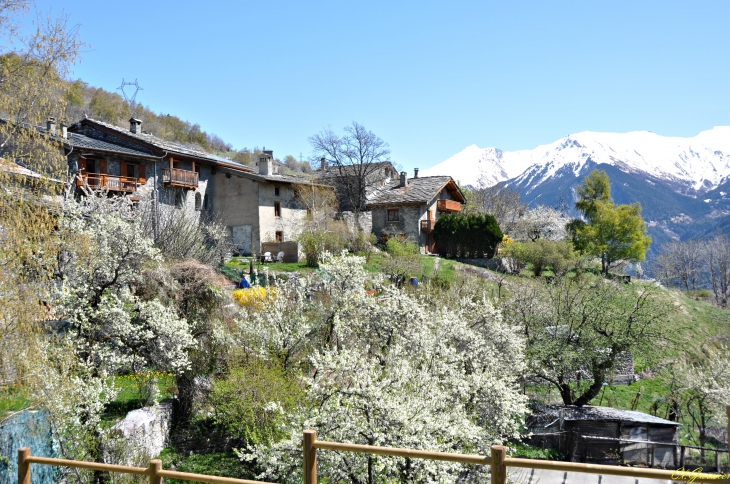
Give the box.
[62,79,312,173]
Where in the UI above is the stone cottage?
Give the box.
[366,170,466,252]
[65,117,316,256]
[211,150,328,256]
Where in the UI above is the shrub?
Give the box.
[502,239,578,277]
[232,287,276,309]
[433,213,503,258]
[385,237,419,256]
[208,355,303,446]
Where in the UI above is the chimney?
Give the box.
[414,168,419,178]
[60,124,68,140]
[399,171,408,188]
[129,117,142,134]
[320,157,326,171]
[259,151,273,175]
[46,117,56,136]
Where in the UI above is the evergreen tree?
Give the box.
[569,170,651,275]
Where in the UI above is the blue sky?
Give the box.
[31,0,730,172]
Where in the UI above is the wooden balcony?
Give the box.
[420,219,435,232]
[162,167,198,189]
[77,173,138,193]
[437,199,461,212]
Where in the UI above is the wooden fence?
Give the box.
[16,447,275,484]
[16,405,730,484]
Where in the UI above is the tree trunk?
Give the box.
[573,377,606,407]
[557,381,574,405]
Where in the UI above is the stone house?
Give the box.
[211,150,328,256]
[367,170,466,253]
[315,160,399,212]
[64,117,316,256]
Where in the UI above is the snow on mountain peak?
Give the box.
[422,128,730,191]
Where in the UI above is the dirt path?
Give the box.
[457,263,509,285]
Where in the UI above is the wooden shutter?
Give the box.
[76,156,87,187]
[99,159,107,174]
[138,164,146,184]
[120,163,128,177]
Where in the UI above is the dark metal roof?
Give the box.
[71,118,254,172]
[536,405,680,426]
[366,176,464,207]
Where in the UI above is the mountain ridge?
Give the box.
[422,127,730,248]
[424,127,730,193]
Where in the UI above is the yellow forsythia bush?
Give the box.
[233,287,277,309]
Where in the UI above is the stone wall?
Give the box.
[209,172,260,255]
[258,182,307,248]
[372,205,426,245]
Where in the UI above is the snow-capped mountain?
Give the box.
[424,127,730,192]
[423,127,730,249]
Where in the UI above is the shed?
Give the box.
[527,405,679,468]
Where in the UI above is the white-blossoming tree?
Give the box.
[18,196,199,477]
[235,252,527,484]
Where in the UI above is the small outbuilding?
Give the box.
[527,405,680,468]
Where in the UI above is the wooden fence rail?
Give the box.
[15,404,730,484]
[17,447,275,484]
[303,428,730,484]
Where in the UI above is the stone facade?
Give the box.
[211,173,308,256]
[66,118,316,258]
[369,175,464,252]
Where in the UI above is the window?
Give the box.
[274,186,280,196]
[195,192,202,211]
[274,202,281,217]
[86,159,98,174]
[125,163,139,178]
[175,189,185,208]
[275,231,283,243]
[387,208,399,221]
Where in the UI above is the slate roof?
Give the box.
[68,132,158,158]
[318,161,397,178]
[71,118,254,172]
[366,176,463,206]
[536,405,679,426]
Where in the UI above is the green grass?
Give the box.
[102,373,176,424]
[510,442,565,460]
[159,448,254,483]
[221,257,316,282]
[0,385,30,415]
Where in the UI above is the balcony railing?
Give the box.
[420,219,435,232]
[437,199,461,212]
[162,167,198,188]
[77,173,138,193]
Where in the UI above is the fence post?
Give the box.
[148,459,161,484]
[17,447,30,484]
[490,445,507,484]
[680,445,685,469]
[716,450,721,474]
[304,430,317,484]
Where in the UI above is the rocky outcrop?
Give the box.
[105,399,174,466]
